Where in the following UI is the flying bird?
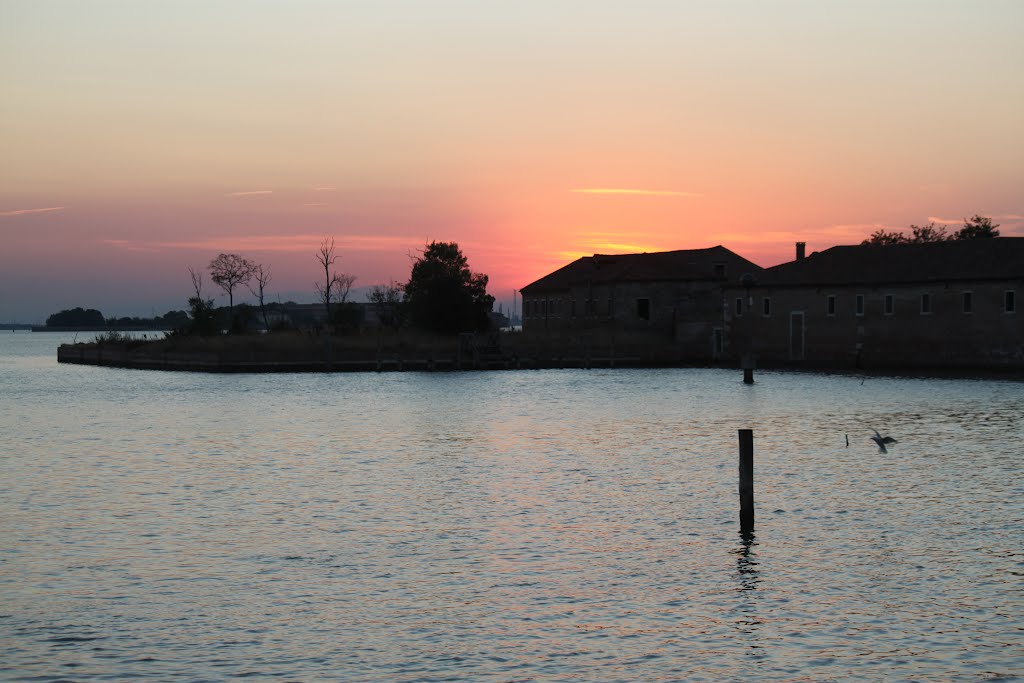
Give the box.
[871,429,897,453]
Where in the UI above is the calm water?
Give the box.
[1,332,1021,682]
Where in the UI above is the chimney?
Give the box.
[796,242,806,261]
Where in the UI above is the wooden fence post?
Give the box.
[738,429,755,533]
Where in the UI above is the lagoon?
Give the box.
[1,331,1022,681]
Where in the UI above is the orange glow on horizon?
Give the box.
[570,189,703,197]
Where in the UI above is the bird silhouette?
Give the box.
[871,429,897,453]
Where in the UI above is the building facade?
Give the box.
[520,246,763,362]
[726,239,1024,370]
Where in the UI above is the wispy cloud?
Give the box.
[102,239,162,253]
[302,202,329,207]
[105,233,421,254]
[0,206,66,217]
[312,186,335,192]
[571,188,703,197]
[927,216,963,225]
[714,224,894,246]
[552,231,670,259]
[225,190,273,197]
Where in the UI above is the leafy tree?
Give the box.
[954,214,1000,240]
[368,280,404,331]
[186,266,219,335]
[908,222,949,242]
[186,297,219,336]
[209,253,257,326]
[863,216,999,245]
[404,241,494,335]
[46,307,105,328]
[862,229,908,245]
[158,310,191,329]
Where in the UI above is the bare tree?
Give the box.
[314,237,356,369]
[209,253,257,328]
[314,238,356,325]
[247,263,273,332]
[188,266,205,299]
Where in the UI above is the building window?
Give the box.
[570,300,576,317]
[962,291,973,314]
[884,294,894,315]
[608,298,614,316]
[713,328,724,357]
[637,298,651,320]
[735,297,743,316]
[855,294,864,316]
[1006,291,1016,313]
[920,293,931,315]
[762,297,772,317]
[826,295,836,317]
[713,263,726,278]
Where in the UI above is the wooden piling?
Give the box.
[738,429,754,533]
[741,354,755,384]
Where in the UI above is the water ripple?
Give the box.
[1,337,1022,681]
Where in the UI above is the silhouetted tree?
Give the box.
[908,222,949,242]
[209,253,257,327]
[863,216,999,245]
[314,237,356,368]
[314,238,356,325]
[954,214,1000,240]
[247,263,272,332]
[46,307,105,328]
[404,241,494,335]
[368,280,404,331]
[187,266,219,335]
[862,229,908,245]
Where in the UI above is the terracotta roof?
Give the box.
[757,237,1024,287]
[521,246,764,293]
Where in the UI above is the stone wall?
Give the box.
[725,280,1023,370]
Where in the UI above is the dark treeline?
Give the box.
[180,239,495,338]
[49,238,503,337]
[862,214,999,245]
[44,307,190,330]
[43,302,343,332]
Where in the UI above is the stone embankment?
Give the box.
[56,343,649,372]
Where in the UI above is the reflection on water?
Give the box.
[735,532,760,593]
[0,333,1022,681]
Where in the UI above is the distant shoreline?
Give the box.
[31,326,173,332]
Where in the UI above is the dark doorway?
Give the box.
[789,311,805,361]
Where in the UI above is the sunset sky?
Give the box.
[2,1,1022,322]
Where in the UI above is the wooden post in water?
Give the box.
[738,429,755,533]
[741,354,755,384]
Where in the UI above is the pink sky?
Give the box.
[2,1,1022,322]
